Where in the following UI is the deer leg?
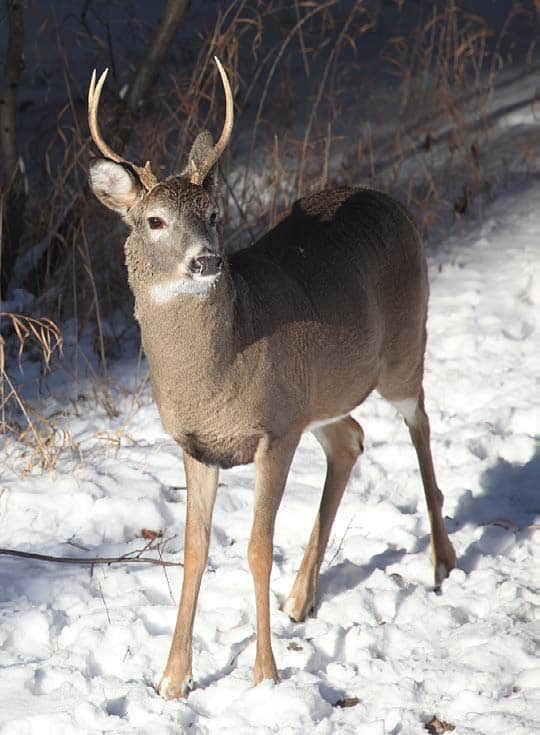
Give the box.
[390,391,457,586]
[248,432,300,686]
[157,452,218,699]
[283,416,364,622]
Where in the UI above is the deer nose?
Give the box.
[191,254,223,277]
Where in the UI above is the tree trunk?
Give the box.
[0,0,26,299]
[126,0,191,115]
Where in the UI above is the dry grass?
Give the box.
[0,310,63,468]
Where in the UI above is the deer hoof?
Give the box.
[157,675,194,699]
[282,594,316,622]
[253,669,279,688]
[434,552,457,588]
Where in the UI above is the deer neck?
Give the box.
[133,265,237,394]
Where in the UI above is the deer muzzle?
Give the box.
[190,255,224,277]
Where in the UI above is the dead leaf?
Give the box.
[335,696,360,708]
[141,529,162,540]
[425,715,455,734]
[287,641,303,651]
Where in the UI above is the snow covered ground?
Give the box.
[0,190,539,732]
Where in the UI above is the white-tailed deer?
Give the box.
[88,58,456,699]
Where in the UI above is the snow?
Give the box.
[0,177,538,733]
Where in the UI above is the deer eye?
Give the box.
[148,216,166,230]
[209,211,218,227]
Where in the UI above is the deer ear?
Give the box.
[89,159,142,215]
[183,131,220,193]
[186,131,214,171]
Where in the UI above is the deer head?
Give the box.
[88,58,234,298]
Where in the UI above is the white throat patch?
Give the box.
[151,275,219,304]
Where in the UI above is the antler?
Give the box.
[88,69,158,191]
[190,57,234,186]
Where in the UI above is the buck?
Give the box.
[87,58,456,699]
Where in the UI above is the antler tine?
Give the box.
[89,68,125,165]
[88,68,158,191]
[190,56,234,186]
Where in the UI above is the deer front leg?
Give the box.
[158,452,218,699]
[248,432,300,686]
[283,416,364,622]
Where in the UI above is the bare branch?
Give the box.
[0,547,183,567]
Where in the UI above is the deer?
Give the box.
[87,57,457,699]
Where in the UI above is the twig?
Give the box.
[158,543,177,605]
[98,580,111,623]
[0,547,183,566]
[326,514,356,568]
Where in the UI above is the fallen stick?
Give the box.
[0,548,183,566]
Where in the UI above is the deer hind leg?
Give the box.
[249,432,300,686]
[158,452,218,699]
[283,416,364,622]
[388,390,456,586]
